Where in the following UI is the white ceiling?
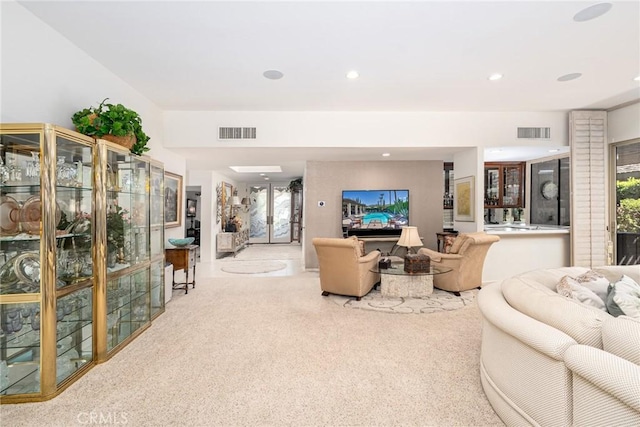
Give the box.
[17,0,640,181]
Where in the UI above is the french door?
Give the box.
[249,183,291,243]
[611,140,640,265]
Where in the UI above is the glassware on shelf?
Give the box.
[56,156,78,187]
[6,157,23,183]
[0,195,21,236]
[25,152,40,184]
[0,156,10,184]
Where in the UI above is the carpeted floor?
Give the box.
[1,248,503,427]
[330,288,477,314]
[220,260,287,274]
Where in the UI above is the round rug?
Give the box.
[221,260,287,274]
[328,288,477,314]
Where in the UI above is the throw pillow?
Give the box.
[443,235,456,254]
[606,275,640,319]
[557,275,607,311]
[574,270,610,302]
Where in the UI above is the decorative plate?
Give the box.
[0,195,20,236]
[20,196,62,235]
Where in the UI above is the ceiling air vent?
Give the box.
[218,127,257,140]
[517,127,551,139]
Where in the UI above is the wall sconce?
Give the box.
[240,197,251,213]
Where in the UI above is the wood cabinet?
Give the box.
[216,229,249,255]
[484,162,525,208]
[164,245,197,294]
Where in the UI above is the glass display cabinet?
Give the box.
[1,124,165,403]
[149,161,165,320]
[95,141,163,361]
[0,124,95,402]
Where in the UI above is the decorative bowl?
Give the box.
[168,237,195,247]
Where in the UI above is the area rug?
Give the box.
[328,288,477,314]
[221,260,287,274]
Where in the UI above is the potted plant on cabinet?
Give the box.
[71,98,150,155]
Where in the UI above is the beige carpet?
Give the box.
[220,260,287,274]
[1,271,503,427]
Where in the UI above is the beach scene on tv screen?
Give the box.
[342,190,409,231]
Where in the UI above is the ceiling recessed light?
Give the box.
[634,76,640,81]
[346,70,359,79]
[264,177,270,180]
[263,70,284,80]
[382,153,391,157]
[488,73,503,81]
[557,73,582,82]
[573,3,613,22]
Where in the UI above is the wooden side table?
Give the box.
[436,231,458,253]
[165,245,198,294]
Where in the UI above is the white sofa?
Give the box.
[478,265,640,427]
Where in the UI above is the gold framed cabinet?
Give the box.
[0,124,165,403]
[0,124,96,402]
[95,140,165,361]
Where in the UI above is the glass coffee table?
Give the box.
[371,261,452,297]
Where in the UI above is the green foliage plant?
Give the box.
[616,177,640,201]
[106,204,130,250]
[71,98,150,155]
[617,198,640,233]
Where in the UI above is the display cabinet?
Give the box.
[149,161,165,319]
[484,162,525,208]
[0,124,95,402]
[95,140,164,361]
[1,124,165,403]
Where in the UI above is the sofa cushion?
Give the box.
[606,275,640,319]
[448,234,466,254]
[557,275,606,311]
[602,316,640,365]
[572,270,610,302]
[503,275,611,348]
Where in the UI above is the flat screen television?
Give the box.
[342,189,409,237]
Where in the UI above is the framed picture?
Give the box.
[186,198,197,217]
[454,176,475,222]
[164,171,183,228]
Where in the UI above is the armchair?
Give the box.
[312,236,381,300]
[418,232,500,295]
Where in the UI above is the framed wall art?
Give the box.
[454,176,475,222]
[164,171,183,228]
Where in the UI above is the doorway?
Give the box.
[611,140,640,265]
[249,183,291,243]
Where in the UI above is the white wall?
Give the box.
[452,148,484,233]
[608,102,640,143]
[163,111,569,149]
[187,170,241,263]
[1,1,187,241]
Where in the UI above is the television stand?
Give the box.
[356,235,423,256]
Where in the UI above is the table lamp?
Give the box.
[397,226,429,273]
[397,226,423,254]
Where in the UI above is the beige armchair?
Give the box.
[312,236,381,300]
[418,232,500,295]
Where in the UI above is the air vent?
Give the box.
[218,127,257,140]
[517,127,551,139]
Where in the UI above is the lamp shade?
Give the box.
[230,196,242,206]
[397,226,423,249]
[241,197,250,206]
